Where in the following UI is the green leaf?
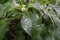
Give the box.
[49,0,56,4]
[40,0,56,4]
[0,2,13,17]
[15,22,25,40]
[29,3,41,12]
[21,11,43,39]
[0,0,8,4]
[0,19,9,40]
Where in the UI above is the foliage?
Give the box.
[0,0,60,40]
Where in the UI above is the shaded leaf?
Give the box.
[0,19,9,40]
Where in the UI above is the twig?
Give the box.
[9,30,16,39]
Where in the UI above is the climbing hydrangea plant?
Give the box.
[0,0,60,40]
